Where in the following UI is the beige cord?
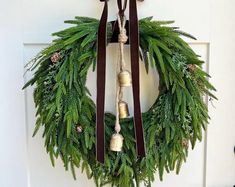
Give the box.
[114,14,128,134]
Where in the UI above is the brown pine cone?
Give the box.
[182,139,189,148]
[50,52,61,63]
[187,64,196,73]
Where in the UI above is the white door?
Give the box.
[0,0,234,187]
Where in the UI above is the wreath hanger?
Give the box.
[96,0,146,163]
[101,0,144,43]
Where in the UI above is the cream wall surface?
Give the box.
[0,0,234,187]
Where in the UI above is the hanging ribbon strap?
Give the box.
[96,0,108,164]
[129,0,146,157]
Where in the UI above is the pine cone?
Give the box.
[187,64,196,73]
[50,52,61,63]
[182,139,189,148]
[76,125,83,133]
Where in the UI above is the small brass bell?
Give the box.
[110,133,124,152]
[118,70,132,87]
[119,101,130,119]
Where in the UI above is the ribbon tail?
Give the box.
[96,0,108,164]
[129,0,146,158]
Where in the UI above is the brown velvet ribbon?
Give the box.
[96,0,108,163]
[96,0,146,163]
[129,0,146,158]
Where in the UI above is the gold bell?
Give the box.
[119,101,130,119]
[110,133,124,152]
[118,70,132,87]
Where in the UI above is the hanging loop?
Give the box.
[117,15,128,44]
[117,0,127,19]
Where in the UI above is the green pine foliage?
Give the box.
[23,16,216,187]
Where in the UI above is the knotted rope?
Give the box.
[115,14,128,134]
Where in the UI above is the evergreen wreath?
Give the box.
[23,16,216,187]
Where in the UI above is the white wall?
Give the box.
[206,1,235,187]
[0,0,235,187]
[0,1,28,187]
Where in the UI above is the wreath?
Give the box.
[23,16,216,187]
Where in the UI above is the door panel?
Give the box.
[23,37,209,187]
